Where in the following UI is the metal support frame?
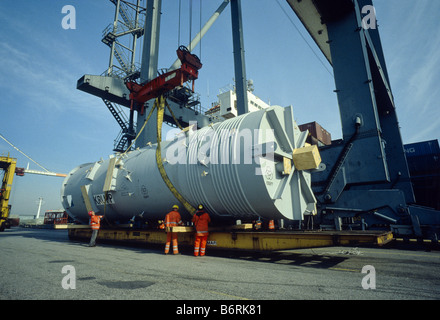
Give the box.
[77,0,209,150]
[78,0,249,152]
[101,0,146,151]
[287,0,440,237]
[310,0,413,229]
[135,0,162,148]
[105,0,144,80]
[140,0,161,84]
[286,0,440,238]
[230,0,249,116]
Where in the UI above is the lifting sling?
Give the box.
[115,95,196,216]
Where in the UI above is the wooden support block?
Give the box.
[231,223,254,230]
[103,157,117,192]
[283,157,292,175]
[166,226,195,233]
[54,224,90,229]
[80,185,94,213]
[292,145,321,170]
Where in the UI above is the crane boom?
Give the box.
[15,168,67,178]
[0,133,67,177]
[0,133,50,172]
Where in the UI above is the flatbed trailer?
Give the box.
[64,225,393,251]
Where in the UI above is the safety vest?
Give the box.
[268,220,275,230]
[165,211,183,229]
[89,215,103,230]
[254,220,262,230]
[192,210,211,236]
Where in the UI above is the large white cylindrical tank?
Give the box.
[61,105,316,224]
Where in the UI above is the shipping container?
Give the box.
[406,154,440,174]
[404,140,440,158]
[405,140,440,210]
[298,122,332,146]
[410,174,440,211]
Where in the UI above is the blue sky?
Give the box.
[0,0,439,217]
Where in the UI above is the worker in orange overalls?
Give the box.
[164,205,184,255]
[88,210,104,247]
[192,204,211,257]
[253,218,262,231]
[268,219,275,230]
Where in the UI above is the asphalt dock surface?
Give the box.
[1,227,440,303]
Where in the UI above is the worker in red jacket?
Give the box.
[192,204,211,257]
[88,210,104,247]
[164,205,184,255]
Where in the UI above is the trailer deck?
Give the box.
[65,226,393,251]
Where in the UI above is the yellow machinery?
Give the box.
[0,155,17,231]
[0,134,68,231]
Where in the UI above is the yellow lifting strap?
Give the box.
[155,96,196,216]
[100,96,196,221]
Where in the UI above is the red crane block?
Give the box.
[126,46,202,109]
